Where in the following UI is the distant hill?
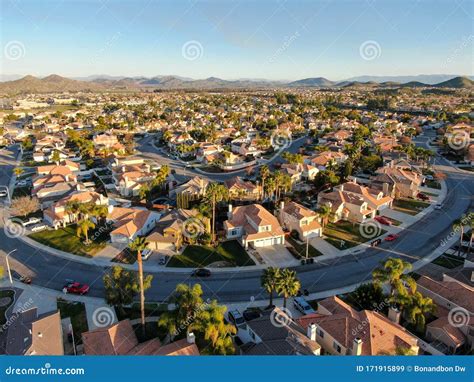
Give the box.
[432,76,474,89]
[288,77,335,87]
[0,74,105,94]
[344,74,474,85]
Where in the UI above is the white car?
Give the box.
[16,180,29,187]
[22,217,42,227]
[141,249,153,260]
[0,190,7,198]
[30,224,48,232]
[434,204,442,210]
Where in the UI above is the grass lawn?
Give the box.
[424,180,441,189]
[29,225,107,257]
[324,221,386,250]
[12,185,32,199]
[0,290,15,325]
[57,298,88,346]
[286,236,324,258]
[432,254,465,269]
[392,198,430,216]
[167,240,255,268]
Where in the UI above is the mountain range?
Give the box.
[0,74,472,94]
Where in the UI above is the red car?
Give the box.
[374,216,391,226]
[63,280,90,295]
[385,234,399,242]
[417,193,430,201]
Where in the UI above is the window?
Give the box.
[318,329,324,338]
[333,341,341,353]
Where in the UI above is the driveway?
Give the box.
[255,245,300,268]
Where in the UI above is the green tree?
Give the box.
[205,183,229,244]
[276,268,301,308]
[76,219,95,243]
[452,216,466,255]
[405,291,436,333]
[317,204,332,228]
[372,258,415,301]
[129,237,150,331]
[13,167,24,177]
[261,267,281,307]
[259,165,270,201]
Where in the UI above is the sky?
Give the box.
[1,0,473,81]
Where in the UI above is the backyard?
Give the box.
[29,224,108,257]
[392,198,430,216]
[57,298,88,346]
[167,240,255,268]
[323,220,386,250]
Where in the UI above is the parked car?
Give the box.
[30,223,48,232]
[434,203,443,210]
[16,180,29,187]
[0,190,8,197]
[425,175,434,181]
[63,280,90,295]
[22,217,41,227]
[228,309,245,327]
[158,256,167,265]
[417,193,430,201]
[374,216,391,226]
[141,248,152,260]
[19,275,32,284]
[243,309,262,321]
[293,296,316,314]
[385,234,399,242]
[191,268,211,278]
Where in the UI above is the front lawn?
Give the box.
[167,240,255,268]
[432,254,464,269]
[57,298,88,346]
[29,224,108,257]
[392,198,430,216]
[424,180,441,189]
[324,220,386,249]
[286,236,324,258]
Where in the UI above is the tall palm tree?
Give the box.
[276,268,301,309]
[261,267,281,307]
[405,291,436,333]
[65,200,81,223]
[318,205,332,228]
[259,165,270,201]
[91,204,109,227]
[129,236,149,331]
[452,216,466,255]
[205,183,229,245]
[76,219,95,243]
[13,167,24,177]
[372,258,415,299]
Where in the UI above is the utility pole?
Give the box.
[5,249,17,284]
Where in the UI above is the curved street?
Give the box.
[0,132,473,303]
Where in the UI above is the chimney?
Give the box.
[388,306,401,324]
[382,182,389,196]
[187,332,195,344]
[352,337,363,355]
[228,204,233,219]
[280,201,285,211]
[307,323,317,342]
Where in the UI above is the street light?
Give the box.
[5,249,17,284]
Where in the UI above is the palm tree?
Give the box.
[372,258,415,299]
[452,216,465,255]
[13,167,24,177]
[261,267,281,307]
[65,200,81,223]
[405,291,436,333]
[129,236,149,331]
[205,183,229,245]
[276,268,301,309]
[318,204,332,228]
[76,219,95,243]
[91,204,109,227]
[259,165,270,201]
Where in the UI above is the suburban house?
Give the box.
[169,176,209,200]
[224,176,261,200]
[281,163,319,183]
[317,188,376,223]
[196,143,222,162]
[238,308,321,355]
[82,319,200,355]
[417,275,473,354]
[111,159,155,197]
[371,166,423,199]
[107,206,161,243]
[297,296,419,355]
[43,190,109,228]
[146,209,206,252]
[308,151,347,170]
[278,201,322,240]
[333,180,393,212]
[5,309,64,355]
[224,204,285,248]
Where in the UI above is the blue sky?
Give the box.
[1,0,473,80]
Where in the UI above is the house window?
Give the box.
[231,229,238,236]
[333,341,341,353]
[318,329,324,338]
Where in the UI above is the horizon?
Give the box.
[2,0,473,80]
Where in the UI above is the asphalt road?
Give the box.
[0,132,472,303]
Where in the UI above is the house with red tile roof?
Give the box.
[107,206,161,243]
[334,180,393,212]
[278,200,322,240]
[224,176,261,200]
[224,204,285,248]
[297,296,419,355]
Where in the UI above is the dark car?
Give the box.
[228,309,245,326]
[191,268,211,278]
[63,280,90,295]
[243,309,262,322]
